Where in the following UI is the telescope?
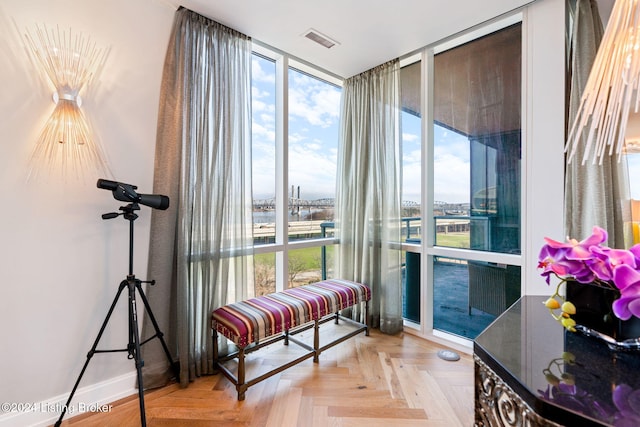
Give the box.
[97,179,169,210]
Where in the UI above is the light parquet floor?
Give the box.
[57,328,474,427]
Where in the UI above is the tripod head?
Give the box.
[101,203,140,221]
[97,179,169,277]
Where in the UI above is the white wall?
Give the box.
[522,0,566,294]
[0,1,175,426]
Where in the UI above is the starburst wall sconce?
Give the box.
[566,0,640,165]
[23,24,110,180]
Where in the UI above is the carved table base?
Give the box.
[474,355,562,427]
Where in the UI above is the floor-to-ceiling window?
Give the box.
[427,19,523,340]
[400,58,423,325]
[250,19,522,342]
[251,48,342,295]
[251,53,278,295]
[397,18,523,340]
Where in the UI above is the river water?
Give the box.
[253,208,332,224]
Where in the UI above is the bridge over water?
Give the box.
[253,198,423,210]
[253,197,335,211]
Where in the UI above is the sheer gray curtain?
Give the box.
[141,7,254,388]
[335,60,403,335]
[565,0,631,247]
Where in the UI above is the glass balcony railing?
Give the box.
[253,216,518,340]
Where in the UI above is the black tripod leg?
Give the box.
[127,280,147,427]
[136,281,180,382]
[54,281,128,427]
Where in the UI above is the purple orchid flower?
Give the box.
[612,264,640,292]
[538,245,594,284]
[538,226,609,284]
[588,247,637,282]
[630,244,640,264]
[543,226,608,260]
[540,226,640,322]
[611,265,640,319]
[612,284,640,321]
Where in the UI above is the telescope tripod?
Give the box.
[55,203,178,427]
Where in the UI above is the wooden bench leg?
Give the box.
[313,319,320,363]
[365,300,370,336]
[284,329,289,346]
[237,347,246,401]
[212,329,220,373]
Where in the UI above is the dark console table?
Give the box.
[473,296,640,426]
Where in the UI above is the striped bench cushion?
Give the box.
[212,279,371,347]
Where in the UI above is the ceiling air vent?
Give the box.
[303,29,339,49]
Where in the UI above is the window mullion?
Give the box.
[275,55,289,291]
[422,48,435,334]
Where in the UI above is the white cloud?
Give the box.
[288,72,340,128]
[403,148,421,163]
[252,98,267,114]
[402,132,419,142]
[433,151,470,203]
[288,143,337,199]
[252,57,275,84]
[402,161,422,203]
[259,112,274,125]
[289,132,305,144]
[252,122,274,144]
[252,85,268,99]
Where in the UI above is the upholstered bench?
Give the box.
[212,279,371,400]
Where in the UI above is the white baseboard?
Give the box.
[0,371,137,427]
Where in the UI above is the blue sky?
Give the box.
[251,53,477,206]
[251,55,276,200]
[251,55,341,201]
[401,113,471,204]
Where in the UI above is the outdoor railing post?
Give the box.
[321,222,328,280]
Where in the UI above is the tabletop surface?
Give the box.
[474,296,640,427]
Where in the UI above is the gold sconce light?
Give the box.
[24,24,110,180]
[566,0,640,165]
